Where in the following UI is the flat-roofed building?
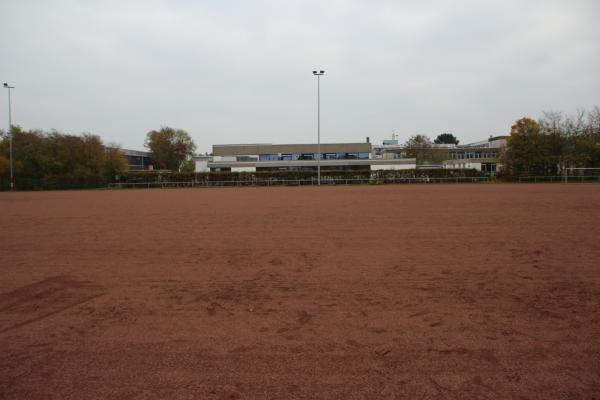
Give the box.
[120,149,152,171]
[104,148,153,171]
[443,136,507,174]
[373,136,507,175]
[203,142,415,172]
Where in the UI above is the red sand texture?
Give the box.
[1,184,600,399]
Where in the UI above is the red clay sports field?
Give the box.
[1,184,599,399]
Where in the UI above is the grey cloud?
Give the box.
[1,0,598,152]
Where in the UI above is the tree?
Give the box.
[145,127,196,171]
[0,154,8,177]
[0,129,9,177]
[404,134,432,148]
[403,134,434,164]
[560,107,600,169]
[103,145,128,179]
[180,158,196,173]
[503,117,542,176]
[503,117,565,177]
[434,133,459,145]
[8,126,47,180]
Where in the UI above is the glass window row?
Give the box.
[449,151,499,160]
[258,152,370,161]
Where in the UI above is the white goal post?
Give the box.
[563,167,600,183]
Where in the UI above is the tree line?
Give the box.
[0,126,128,190]
[0,126,197,190]
[502,107,600,177]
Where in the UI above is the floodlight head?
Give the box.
[312,71,317,74]
[3,83,7,88]
[320,70,325,74]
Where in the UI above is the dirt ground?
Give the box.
[1,184,599,399]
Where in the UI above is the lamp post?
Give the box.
[312,70,325,185]
[3,83,14,191]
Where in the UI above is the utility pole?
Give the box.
[312,70,325,185]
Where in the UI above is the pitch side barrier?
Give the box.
[517,175,600,183]
[108,176,490,189]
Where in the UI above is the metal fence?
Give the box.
[517,175,600,183]
[108,176,491,189]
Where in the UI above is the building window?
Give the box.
[237,155,258,162]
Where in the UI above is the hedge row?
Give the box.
[1,168,488,190]
[118,168,486,184]
[1,174,108,191]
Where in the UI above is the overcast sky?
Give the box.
[1,0,599,152]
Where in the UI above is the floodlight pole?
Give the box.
[312,70,325,185]
[3,83,14,191]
